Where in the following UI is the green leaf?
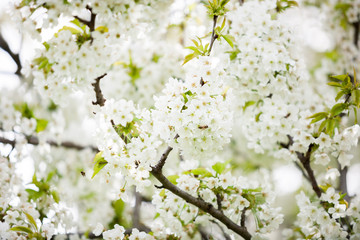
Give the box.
[42,42,50,51]
[221,34,234,48]
[154,212,160,220]
[318,119,328,134]
[56,26,83,35]
[243,101,256,111]
[353,89,360,107]
[331,74,349,82]
[183,53,197,65]
[325,118,336,137]
[112,199,125,219]
[187,168,213,177]
[92,152,108,179]
[327,82,342,87]
[10,226,33,234]
[335,90,346,102]
[212,161,229,175]
[95,26,109,33]
[255,112,262,122]
[330,103,347,116]
[23,211,38,231]
[308,112,328,124]
[51,191,60,203]
[25,189,42,201]
[35,118,48,133]
[14,102,34,119]
[167,175,179,185]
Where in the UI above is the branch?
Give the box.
[51,232,101,240]
[0,33,21,76]
[131,191,151,233]
[280,135,322,197]
[92,73,107,107]
[74,5,96,32]
[0,135,98,152]
[296,144,323,198]
[240,208,246,228]
[238,0,244,5]
[339,166,351,202]
[208,15,219,55]
[211,220,232,240]
[353,21,359,48]
[150,147,251,240]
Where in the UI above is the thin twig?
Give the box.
[0,33,21,76]
[131,191,151,233]
[0,135,98,152]
[296,144,322,198]
[150,147,251,240]
[208,15,219,55]
[211,220,232,240]
[92,73,107,107]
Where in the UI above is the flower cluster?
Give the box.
[152,57,233,160]
[94,99,161,198]
[284,189,360,239]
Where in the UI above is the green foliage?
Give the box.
[13,102,49,133]
[26,172,59,204]
[167,175,180,184]
[212,160,230,175]
[108,199,130,229]
[204,0,230,16]
[309,71,360,136]
[14,102,35,119]
[91,151,108,179]
[276,0,299,12]
[183,37,210,65]
[183,168,213,178]
[10,226,33,234]
[35,119,48,133]
[112,118,141,144]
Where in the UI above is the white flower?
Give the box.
[103,224,125,240]
[93,223,104,236]
[314,152,330,166]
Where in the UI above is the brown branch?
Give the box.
[210,220,232,240]
[216,193,223,211]
[74,6,96,32]
[339,166,350,202]
[0,33,21,76]
[0,135,98,152]
[353,21,359,48]
[132,191,151,233]
[51,232,101,240]
[92,73,107,107]
[280,136,322,198]
[150,147,251,240]
[240,208,246,227]
[296,144,323,198]
[238,0,244,5]
[208,15,219,55]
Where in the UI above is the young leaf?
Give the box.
[183,53,197,65]
[212,161,230,175]
[10,226,33,234]
[335,90,346,102]
[308,112,328,124]
[327,82,342,88]
[167,175,179,185]
[331,74,349,82]
[92,152,108,179]
[221,34,234,48]
[23,211,38,231]
[330,103,347,116]
[35,119,48,133]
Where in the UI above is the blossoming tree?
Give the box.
[1,0,360,239]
